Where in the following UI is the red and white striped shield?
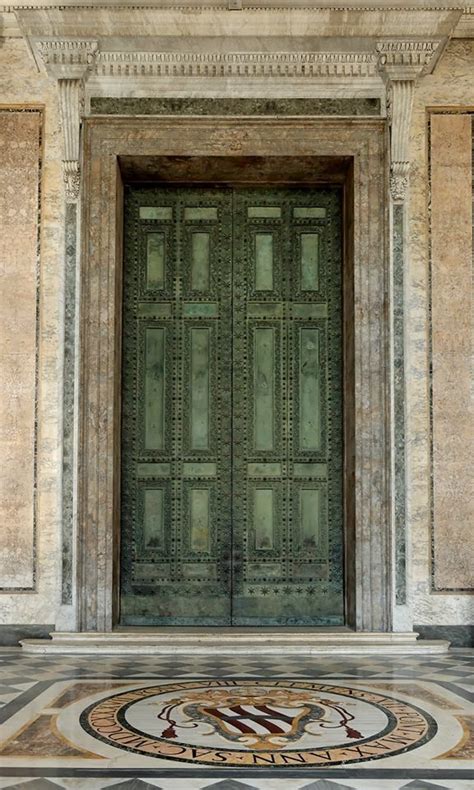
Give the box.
[203,702,309,738]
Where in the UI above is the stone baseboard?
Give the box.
[0,624,55,646]
[414,624,473,648]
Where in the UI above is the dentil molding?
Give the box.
[94,51,379,79]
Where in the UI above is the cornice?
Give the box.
[32,37,448,83]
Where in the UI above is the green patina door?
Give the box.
[120,186,344,626]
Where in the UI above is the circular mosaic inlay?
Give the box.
[80,680,437,766]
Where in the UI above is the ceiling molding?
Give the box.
[0,1,471,9]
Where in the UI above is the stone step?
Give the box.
[20,630,451,654]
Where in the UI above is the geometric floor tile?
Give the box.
[0,650,472,786]
[200,782,259,790]
[400,782,450,789]
[300,781,355,789]
[101,782,162,790]
[1,782,65,789]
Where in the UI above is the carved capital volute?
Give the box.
[33,38,99,203]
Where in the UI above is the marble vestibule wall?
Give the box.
[0,110,41,591]
[0,27,472,639]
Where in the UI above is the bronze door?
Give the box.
[120,186,344,626]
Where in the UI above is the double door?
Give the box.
[120,186,344,626]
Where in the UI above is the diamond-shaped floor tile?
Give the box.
[300,780,355,790]
[102,782,161,790]
[400,781,449,789]
[200,781,259,790]
[4,781,64,790]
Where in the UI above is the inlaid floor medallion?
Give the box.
[80,679,437,766]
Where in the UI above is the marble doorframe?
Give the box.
[77,115,390,633]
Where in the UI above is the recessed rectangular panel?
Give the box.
[301,234,320,291]
[299,328,320,451]
[248,303,283,318]
[300,489,320,552]
[247,563,281,578]
[143,488,164,549]
[293,207,326,219]
[294,463,327,478]
[248,463,281,477]
[183,302,218,318]
[254,489,274,551]
[138,303,172,319]
[183,462,217,477]
[183,563,217,580]
[255,233,274,291]
[137,463,171,478]
[184,207,218,221]
[190,489,210,553]
[254,328,274,451]
[132,563,170,581]
[146,233,165,289]
[248,206,281,219]
[293,303,327,320]
[191,328,210,450]
[191,232,210,291]
[144,327,165,450]
[140,206,173,220]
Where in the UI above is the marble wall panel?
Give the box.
[0,38,64,625]
[404,40,474,627]
[430,113,473,592]
[0,110,41,590]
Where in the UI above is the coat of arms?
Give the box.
[157,685,362,749]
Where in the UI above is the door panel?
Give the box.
[120,186,343,626]
[231,190,343,625]
[120,188,233,625]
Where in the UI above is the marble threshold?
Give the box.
[20,628,451,654]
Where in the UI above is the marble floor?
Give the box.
[0,649,472,789]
